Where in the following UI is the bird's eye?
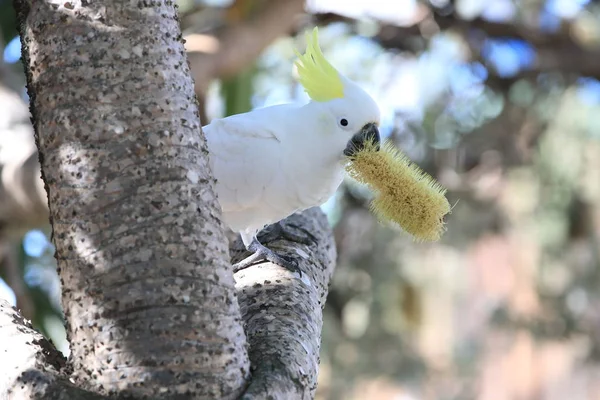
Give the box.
[340,118,348,127]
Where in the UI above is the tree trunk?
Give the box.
[2,0,338,399]
[14,0,249,397]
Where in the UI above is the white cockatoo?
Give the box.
[203,27,381,273]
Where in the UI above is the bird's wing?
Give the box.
[204,114,283,213]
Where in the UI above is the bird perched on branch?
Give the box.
[203,27,381,273]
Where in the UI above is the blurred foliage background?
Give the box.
[2,0,600,399]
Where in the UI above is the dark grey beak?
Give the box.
[344,122,380,157]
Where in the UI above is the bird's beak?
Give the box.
[344,123,380,157]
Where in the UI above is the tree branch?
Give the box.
[0,299,106,399]
[433,14,575,47]
[1,207,337,399]
[232,207,336,399]
[314,8,600,81]
[370,9,586,50]
[431,13,600,80]
[186,0,305,94]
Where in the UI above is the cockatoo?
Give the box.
[203,27,380,273]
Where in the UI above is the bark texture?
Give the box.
[0,299,106,400]
[1,208,337,399]
[14,0,249,397]
[233,208,336,400]
[0,0,306,235]
[6,0,339,398]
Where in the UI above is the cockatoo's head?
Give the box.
[295,27,381,157]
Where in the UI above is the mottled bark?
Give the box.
[4,0,339,398]
[0,299,106,400]
[0,0,306,237]
[14,0,249,398]
[232,209,336,400]
[1,208,337,399]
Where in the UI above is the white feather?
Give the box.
[203,81,380,247]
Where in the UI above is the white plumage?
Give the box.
[203,29,381,272]
[204,103,346,246]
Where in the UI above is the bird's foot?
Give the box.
[232,239,301,276]
[258,221,317,246]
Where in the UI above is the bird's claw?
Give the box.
[232,239,302,276]
[257,221,317,246]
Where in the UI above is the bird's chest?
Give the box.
[288,160,345,209]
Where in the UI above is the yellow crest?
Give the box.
[294,27,344,102]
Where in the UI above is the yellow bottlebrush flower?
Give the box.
[345,140,451,241]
